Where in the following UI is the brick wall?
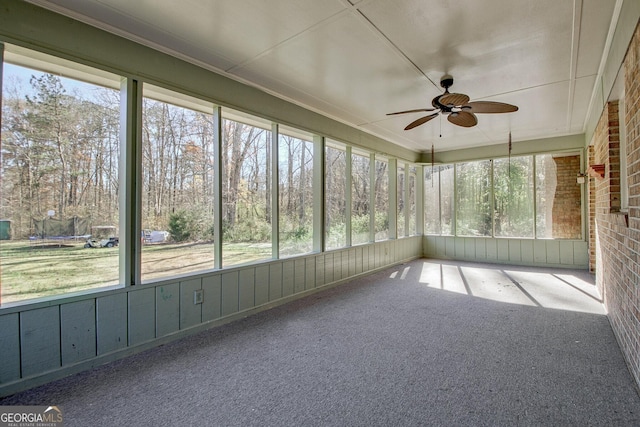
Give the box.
[591,20,640,388]
[588,146,596,273]
[551,155,582,238]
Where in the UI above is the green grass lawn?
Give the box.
[0,240,272,304]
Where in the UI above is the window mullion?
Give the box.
[213,105,223,269]
[313,135,325,252]
[345,146,352,246]
[416,165,424,236]
[271,123,279,259]
[369,153,376,242]
[119,77,142,286]
[389,158,397,239]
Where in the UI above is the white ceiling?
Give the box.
[26,0,619,153]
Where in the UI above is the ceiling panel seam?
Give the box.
[224,8,350,74]
[352,8,439,90]
[566,0,583,131]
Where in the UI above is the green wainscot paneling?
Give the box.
[97,293,127,355]
[423,236,588,269]
[61,300,96,365]
[128,288,156,346]
[0,314,20,383]
[20,307,61,378]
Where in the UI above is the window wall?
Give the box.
[425,153,583,240]
[0,44,415,305]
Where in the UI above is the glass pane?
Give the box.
[222,116,272,266]
[141,89,216,281]
[493,156,534,237]
[278,132,313,256]
[408,166,417,235]
[536,154,582,239]
[351,152,370,245]
[374,158,389,241]
[397,165,406,237]
[424,166,440,234]
[456,160,492,237]
[325,142,347,250]
[440,165,454,235]
[1,62,120,303]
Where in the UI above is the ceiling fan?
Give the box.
[387,75,518,130]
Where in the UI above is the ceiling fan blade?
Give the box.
[387,108,436,115]
[405,113,439,130]
[439,93,470,107]
[448,111,477,127]
[464,101,519,113]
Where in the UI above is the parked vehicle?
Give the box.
[84,226,119,248]
[84,236,119,248]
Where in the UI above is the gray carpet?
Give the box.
[2,259,639,426]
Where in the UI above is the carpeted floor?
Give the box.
[2,259,639,426]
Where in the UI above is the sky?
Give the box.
[3,62,96,98]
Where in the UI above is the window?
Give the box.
[325,140,347,250]
[428,155,582,240]
[408,166,417,235]
[425,165,454,236]
[1,46,121,303]
[374,157,389,241]
[493,156,534,238]
[397,164,406,237]
[351,151,371,245]
[456,160,492,237]
[278,127,313,257]
[222,110,273,266]
[535,153,582,239]
[141,85,216,281]
[424,166,441,234]
[440,165,455,235]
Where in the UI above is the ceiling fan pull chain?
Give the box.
[508,131,512,175]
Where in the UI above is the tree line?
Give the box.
[1,72,329,245]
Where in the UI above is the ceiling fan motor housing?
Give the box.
[440,74,454,89]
